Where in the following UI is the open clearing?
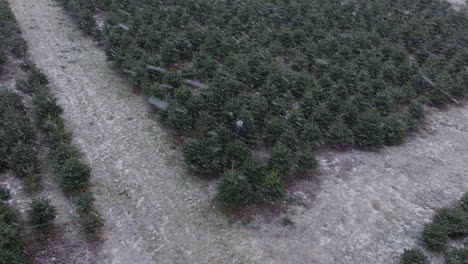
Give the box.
[8,0,468,263]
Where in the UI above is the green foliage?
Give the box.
[0,203,17,225]
[0,50,6,71]
[217,171,253,209]
[53,144,83,167]
[282,216,293,226]
[27,199,56,230]
[0,91,38,176]
[163,105,193,134]
[58,0,468,206]
[7,143,38,175]
[301,122,322,146]
[241,156,265,187]
[296,147,319,172]
[267,144,294,178]
[401,249,427,264]
[384,115,408,145]
[10,36,28,56]
[0,186,10,201]
[260,170,285,202]
[278,129,298,153]
[33,89,63,120]
[79,212,104,235]
[183,139,223,174]
[432,207,468,237]
[421,222,449,251]
[223,140,251,168]
[446,248,468,264]
[264,117,289,144]
[22,174,43,194]
[462,193,468,212]
[0,200,27,264]
[326,120,354,147]
[74,192,95,214]
[353,110,385,148]
[57,159,91,193]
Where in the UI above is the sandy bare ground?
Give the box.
[8,0,468,263]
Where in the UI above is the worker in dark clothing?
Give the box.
[232,120,247,139]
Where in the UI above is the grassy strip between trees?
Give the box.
[56,0,468,209]
[401,193,468,264]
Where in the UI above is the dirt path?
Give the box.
[8,0,468,263]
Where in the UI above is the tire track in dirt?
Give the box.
[8,0,468,263]
[8,0,260,263]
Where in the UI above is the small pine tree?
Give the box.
[223,140,251,169]
[27,199,56,230]
[267,143,294,178]
[429,71,452,105]
[57,159,91,193]
[79,212,104,235]
[8,143,38,176]
[296,147,319,172]
[33,90,63,120]
[216,171,253,209]
[270,97,288,116]
[183,138,223,175]
[384,115,407,145]
[160,41,179,66]
[302,122,322,146]
[421,222,449,251]
[241,156,265,187]
[163,105,193,134]
[431,207,467,237]
[326,120,354,147]
[278,129,298,153]
[353,109,385,148]
[74,192,95,214]
[260,170,285,202]
[264,116,289,144]
[300,90,317,118]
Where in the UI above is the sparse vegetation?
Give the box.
[401,193,468,263]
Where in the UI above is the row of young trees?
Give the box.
[0,2,53,262]
[1,2,102,253]
[57,0,468,208]
[20,61,104,235]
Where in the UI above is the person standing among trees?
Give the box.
[232,120,247,139]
